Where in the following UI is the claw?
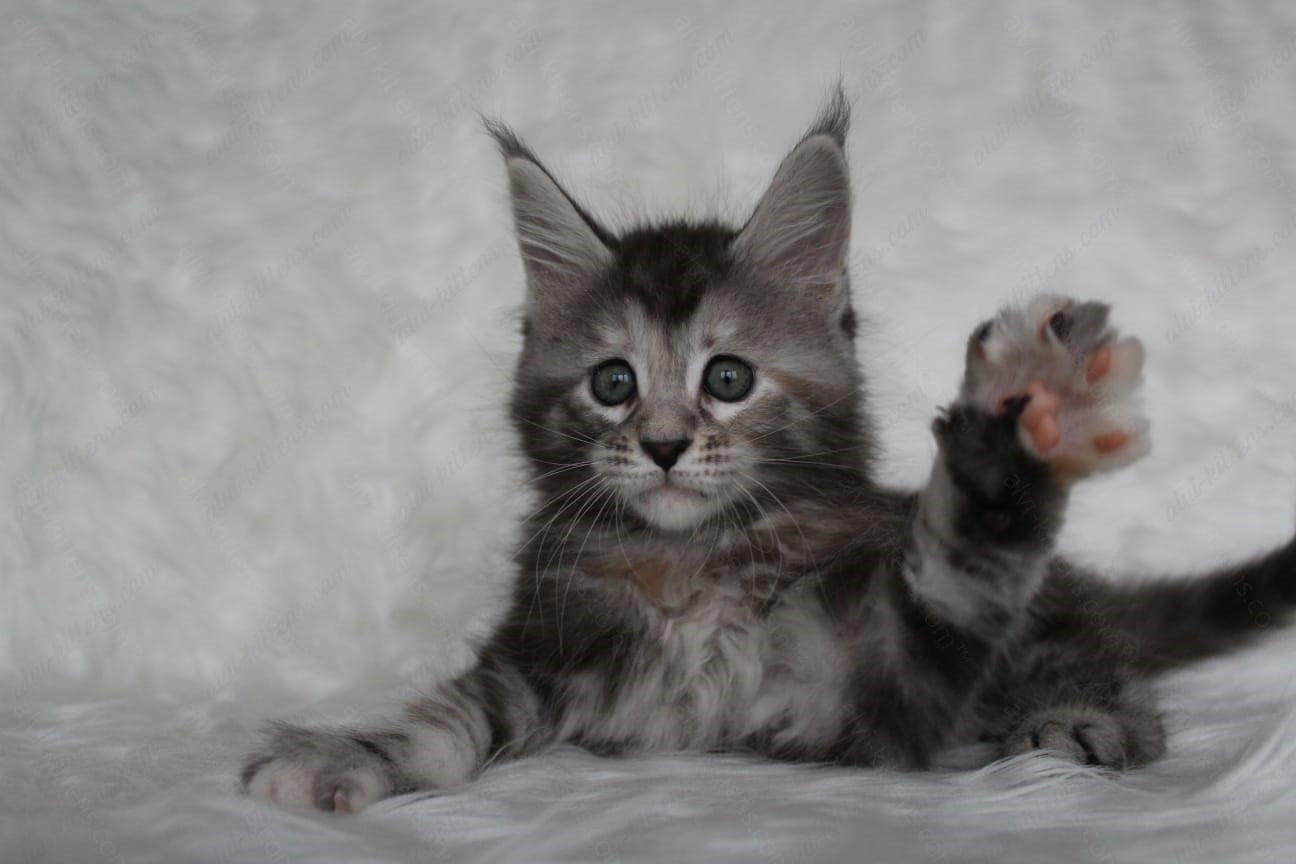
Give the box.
[999,393,1033,418]
[1047,310,1071,342]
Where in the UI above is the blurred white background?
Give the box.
[2,2,1294,861]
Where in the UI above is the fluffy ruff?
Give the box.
[4,1,1296,861]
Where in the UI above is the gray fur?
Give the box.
[243,89,1296,812]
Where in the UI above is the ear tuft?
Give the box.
[802,82,850,149]
[484,117,537,162]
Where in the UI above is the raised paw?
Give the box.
[241,724,409,813]
[932,400,1060,542]
[1005,704,1165,770]
[961,294,1148,480]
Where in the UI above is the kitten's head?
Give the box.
[494,92,869,534]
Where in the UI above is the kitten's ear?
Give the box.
[733,90,851,299]
[486,120,613,307]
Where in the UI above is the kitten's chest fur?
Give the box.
[557,535,847,753]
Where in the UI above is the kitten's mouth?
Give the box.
[645,479,707,500]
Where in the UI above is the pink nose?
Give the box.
[640,439,691,471]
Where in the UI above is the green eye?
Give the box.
[703,356,754,402]
[591,360,637,406]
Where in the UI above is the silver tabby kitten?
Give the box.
[244,91,1296,812]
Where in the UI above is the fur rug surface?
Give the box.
[3,1,1295,861]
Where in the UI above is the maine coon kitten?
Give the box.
[243,92,1296,812]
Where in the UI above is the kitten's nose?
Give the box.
[641,438,691,472]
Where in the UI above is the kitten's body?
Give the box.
[490,484,895,761]
[244,93,1296,812]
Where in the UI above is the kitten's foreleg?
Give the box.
[826,422,1068,770]
[905,400,1067,635]
[242,659,547,812]
[857,298,1150,765]
[906,297,1147,634]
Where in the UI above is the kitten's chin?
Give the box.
[631,484,715,532]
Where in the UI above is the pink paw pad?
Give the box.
[963,295,1150,480]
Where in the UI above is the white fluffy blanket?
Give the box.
[4,2,1295,861]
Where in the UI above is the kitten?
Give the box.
[243,90,1296,812]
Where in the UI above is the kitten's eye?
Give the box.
[703,356,754,402]
[591,360,637,406]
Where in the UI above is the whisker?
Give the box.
[721,496,761,607]
[551,483,616,653]
[519,475,604,554]
[540,480,608,575]
[746,391,859,443]
[752,457,855,471]
[540,484,603,653]
[759,443,866,460]
[741,472,817,583]
[560,484,619,642]
[515,415,603,447]
[733,481,785,595]
[519,474,605,636]
[613,493,634,575]
[524,460,601,486]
